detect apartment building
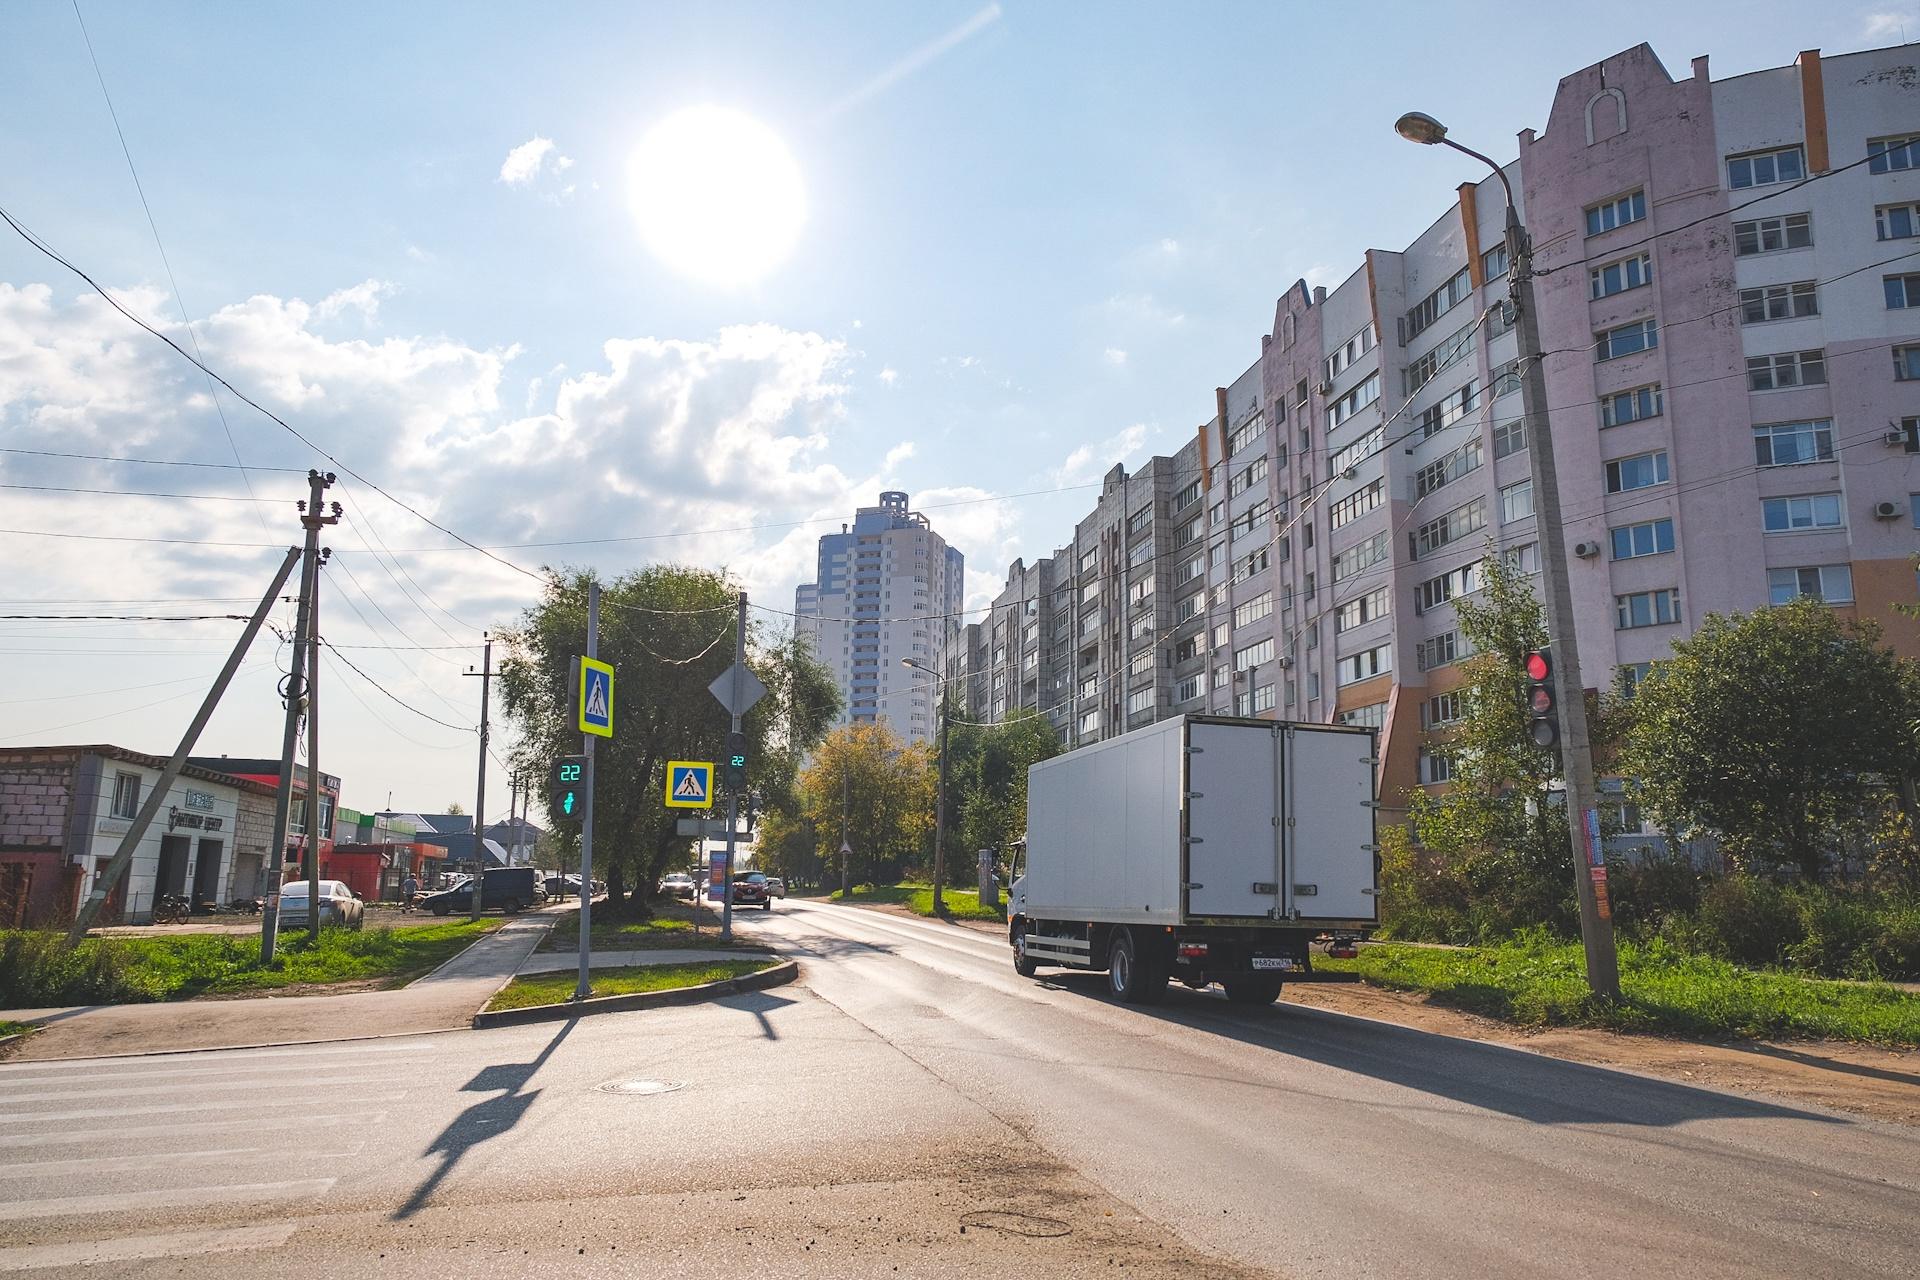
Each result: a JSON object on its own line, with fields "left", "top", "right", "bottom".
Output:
{"left": 793, "top": 491, "right": 965, "bottom": 746}
{"left": 962, "top": 40, "right": 1920, "bottom": 821}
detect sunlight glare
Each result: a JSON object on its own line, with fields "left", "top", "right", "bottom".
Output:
{"left": 627, "top": 106, "right": 807, "bottom": 287}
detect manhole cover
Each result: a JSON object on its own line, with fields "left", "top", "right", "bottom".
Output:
{"left": 959, "top": 1210, "right": 1071, "bottom": 1238}
{"left": 597, "top": 1078, "right": 686, "bottom": 1096}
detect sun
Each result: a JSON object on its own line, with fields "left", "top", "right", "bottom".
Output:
{"left": 627, "top": 106, "right": 806, "bottom": 287}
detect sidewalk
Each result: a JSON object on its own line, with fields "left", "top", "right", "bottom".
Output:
{"left": 3, "top": 915, "right": 553, "bottom": 1062}
{"left": 515, "top": 948, "right": 776, "bottom": 974}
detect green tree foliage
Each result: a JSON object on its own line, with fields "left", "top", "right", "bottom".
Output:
{"left": 1621, "top": 598, "right": 1919, "bottom": 883}
{"left": 1392, "top": 547, "right": 1583, "bottom": 939}
{"left": 497, "top": 566, "right": 839, "bottom": 908}
{"left": 943, "top": 706, "right": 1061, "bottom": 884}
{"left": 795, "top": 721, "right": 934, "bottom": 886}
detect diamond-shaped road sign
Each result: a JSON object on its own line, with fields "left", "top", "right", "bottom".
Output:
{"left": 708, "top": 662, "right": 767, "bottom": 718}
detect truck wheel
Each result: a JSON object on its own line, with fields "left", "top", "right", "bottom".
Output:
{"left": 1223, "top": 975, "right": 1284, "bottom": 1005}
{"left": 1106, "top": 928, "right": 1166, "bottom": 1005}
{"left": 1012, "top": 922, "right": 1039, "bottom": 978}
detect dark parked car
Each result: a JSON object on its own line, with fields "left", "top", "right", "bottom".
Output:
{"left": 732, "top": 873, "right": 771, "bottom": 911}
{"left": 419, "top": 867, "right": 540, "bottom": 916}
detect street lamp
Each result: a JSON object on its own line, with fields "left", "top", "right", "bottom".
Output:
{"left": 901, "top": 656, "right": 949, "bottom": 917}
{"left": 1394, "top": 110, "right": 1621, "bottom": 1001}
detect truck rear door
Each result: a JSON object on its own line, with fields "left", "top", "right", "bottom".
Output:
{"left": 1283, "top": 726, "right": 1377, "bottom": 921}
{"left": 1184, "top": 721, "right": 1281, "bottom": 918}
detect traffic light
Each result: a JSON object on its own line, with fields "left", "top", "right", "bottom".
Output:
{"left": 1523, "top": 649, "right": 1558, "bottom": 749}
{"left": 723, "top": 730, "right": 748, "bottom": 793}
{"left": 549, "top": 754, "right": 589, "bottom": 820}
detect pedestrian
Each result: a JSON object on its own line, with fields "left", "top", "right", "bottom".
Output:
{"left": 402, "top": 872, "right": 419, "bottom": 913}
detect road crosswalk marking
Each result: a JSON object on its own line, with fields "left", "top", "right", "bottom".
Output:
{"left": 0, "top": 1223, "right": 300, "bottom": 1272}
{"left": 0, "top": 1144, "right": 363, "bottom": 1180}
{"left": 0, "top": 1111, "right": 381, "bottom": 1150}
{"left": 0, "top": 1091, "right": 405, "bottom": 1126}
{"left": 0, "top": 1178, "right": 335, "bottom": 1222}
{"left": 0, "top": 1075, "right": 392, "bottom": 1105}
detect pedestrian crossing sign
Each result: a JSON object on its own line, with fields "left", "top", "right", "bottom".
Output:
{"left": 578, "top": 657, "right": 614, "bottom": 738}
{"left": 664, "top": 760, "right": 714, "bottom": 809}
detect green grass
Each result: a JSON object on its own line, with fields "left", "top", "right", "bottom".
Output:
{"left": 0, "top": 1021, "right": 33, "bottom": 1039}
{"left": 1, "top": 921, "right": 499, "bottom": 1006}
{"left": 830, "top": 881, "right": 1005, "bottom": 922}
{"left": 1317, "top": 935, "right": 1920, "bottom": 1046}
{"left": 486, "top": 960, "right": 773, "bottom": 1012}
{"left": 536, "top": 902, "right": 745, "bottom": 953}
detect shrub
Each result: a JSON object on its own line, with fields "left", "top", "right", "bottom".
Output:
{"left": 0, "top": 931, "right": 140, "bottom": 1006}
{"left": 1607, "top": 850, "right": 1705, "bottom": 935}
{"left": 1664, "top": 876, "right": 1802, "bottom": 968}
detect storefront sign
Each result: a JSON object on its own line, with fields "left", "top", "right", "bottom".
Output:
{"left": 184, "top": 789, "right": 217, "bottom": 812}
{"left": 167, "top": 807, "right": 226, "bottom": 833}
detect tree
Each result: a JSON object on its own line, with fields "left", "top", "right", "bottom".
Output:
{"left": 945, "top": 707, "right": 1061, "bottom": 884}
{"left": 1621, "top": 598, "right": 1918, "bottom": 883}
{"left": 796, "top": 721, "right": 935, "bottom": 887}
{"left": 498, "top": 565, "right": 839, "bottom": 911}
{"left": 1394, "top": 545, "right": 1590, "bottom": 939}
{"left": 444, "top": 802, "right": 465, "bottom": 815}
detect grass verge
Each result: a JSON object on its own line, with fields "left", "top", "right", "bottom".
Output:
{"left": 1, "top": 920, "right": 499, "bottom": 1006}
{"left": 0, "top": 1020, "right": 33, "bottom": 1039}
{"left": 830, "top": 882, "right": 1005, "bottom": 922}
{"left": 486, "top": 960, "right": 773, "bottom": 1012}
{"left": 1317, "top": 935, "right": 1920, "bottom": 1046}
{"left": 536, "top": 902, "right": 744, "bottom": 953}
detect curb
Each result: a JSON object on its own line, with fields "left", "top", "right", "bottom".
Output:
{"left": 471, "top": 959, "right": 799, "bottom": 1029}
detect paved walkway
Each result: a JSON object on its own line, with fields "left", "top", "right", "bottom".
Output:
{"left": 2, "top": 916, "right": 553, "bottom": 1062}
{"left": 515, "top": 948, "right": 776, "bottom": 974}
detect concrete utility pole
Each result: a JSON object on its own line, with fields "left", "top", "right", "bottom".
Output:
{"left": 465, "top": 637, "right": 493, "bottom": 922}
{"left": 261, "top": 469, "right": 338, "bottom": 964}
{"left": 901, "top": 657, "right": 948, "bottom": 915}
{"left": 305, "top": 548, "right": 325, "bottom": 941}
{"left": 575, "top": 582, "right": 599, "bottom": 1002}
{"left": 839, "top": 771, "right": 851, "bottom": 899}
{"left": 1395, "top": 111, "right": 1621, "bottom": 1000}
{"left": 720, "top": 590, "right": 747, "bottom": 943}
{"left": 66, "top": 546, "right": 303, "bottom": 942}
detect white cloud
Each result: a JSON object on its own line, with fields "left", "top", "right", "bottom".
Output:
{"left": 1864, "top": 11, "right": 1917, "bottom": 40}
{"left": 1104, "top": 292, "right": 1185, "bottom": 328}
{"left": 498, "top": 136, "right": 574, "bottom": 188}
{"left": 876, "top": 366, "right": 899, "bottom": 385}
{"left": 315, "top": 279, "right": 394, "bottom": 322}
{"left": 1051, "top": 423, "right": 1149, "bottom": 487}
{"left": 1102, "top": 347, "right": 1127, "bottom": 367}
{"left": 1158, "top": 238, "right": 1180, "bottom": 255}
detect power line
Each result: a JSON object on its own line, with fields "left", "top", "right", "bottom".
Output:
{"left": 0, "top": 446, "right": 303, "bottom": 472}
{"left": 0, "top": 482, "right": 288, "bottom": 502}
{"left": 0, "top": 612, "right": 250, "bottom": 621}
{"left": 0, "top": 527, "right": 287, "bottom": 548}
{"left": 315, "top": 637, "right": 476, "bottom": 734}
{"left": 316, "top": 649, "right": 471, "bottom": 752}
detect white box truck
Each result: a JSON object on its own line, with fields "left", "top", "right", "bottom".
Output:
{"left": 1008, "top": 715, "right": 1377, "bottom": 1004}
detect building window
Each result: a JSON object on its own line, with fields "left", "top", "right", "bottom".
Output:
{"left": 1902, "top": 418, "right": 1920, "bottom": 453}
{"left": 111, "top": 772, "right": 141, "bottom": 820}
{"left": 1492, "top": 417, "right": 1526, "bottom": 459}
{"left": 1414, "top": 561, "right": 1482, "bottom": 615}
{"left": 1175, "top": 674, "right": 1206, "bottom": 703}
{"left": 1173, "top": 554, "right": 1205, "bottom": 587}
{"left": 1172, "top": 479, "right": 1203, "bottom": 512}
{"left": 1229, "top": 455, "right": 1269, "bottom": 498}
{"left": 1173, "top": 515, "right": 1202, "bottom": 549}
{"left": 1876, "top": 202, "right": 1920, "bottom": 240}
{"left": 1410, "top": 497, "right": 1487, "bottom": 559}
{"left": 1229, "top": 500, "right": 1268, "bottom": 543}
{"left": 1339, "top": 702, "right": 1388, "bottom": 730}
{"left": 1595, "top": 318, "right": 1658, "bottom": 361}
{"left": 1233, "top": 546, "right": 1270, "bottom": 584}
{"left": 1328, "top": 480, "right": 1385, "bottom": 530}
{"left": 1328, "top": 426, "right": 1384, "bottom": 476}
{"left": 1590, "top": 253, "right": 1653, "bottom": 297}
{"left": 1761, "top": 493, "right": 1844, "bottom": 532}
{"left": 1080, "top": 708, "right": 1101, "bottom": 734}
{"left": 1127, "top": 503, "right": 1154, "bottom": 535}
{"left": 1505, "top": 541, "right": 1541, "bottom": 575}
{"left": 1419, "top": 749, "right": 1454, "bottom": 785}
{"left": 1768, "top": 565, "right": 1854, "bottom": 605}
{"left": 1888, "top": 274, "right": 1920, "bottom": 309}
{"left": 1232, "top": 593, "right": 1273, "bottom": 629}
{"left": 1414, "top": 438, "right": 1484, "bottom": 498}
{"left": 1405, "top": 324, "right": 1479, "bottom": 396}
{"left": 1726, "top": 144, "right": 1805, "bottom": 189}
{"left": 1740, "top": 281, "right": 1818, "bottom": 323}
{"left": 1747, "top": 351, "right": 1826, "bottom": 391}
{"left": 1753, "top": 419, "right": 1835, "bottom": 467}
{"left": 1234, "top": 637, "right": 1276, "bottom": 671}
{"left": 1328, "top": 373, "right": 1381, "bottom": 429}
{"left": 1732, "top": 213, "right": 1812, "bottom": 255}
{"left": 1896, "top": 346, "right": 1920, "bottom": 381}
{"left": 1600, "top": 384, "right": 1663, "bottom": 426}
{"left": 1127, "top": 687, "right": 1155, "bottom": 714}
{"left": 1500, "top": 479, "right": 1534, "bottom": 523}
{"left": 1415, "top": 631, "right": 1460, "bottom": 671}
{"left": 1334, "top": 586, "right": 1391, "bottom": 633}
{"left": 1324, "top": 323, "right": 1377, "bottom": 382}
{"left": 1424, "top": 692, "right": 1464, "bottom": 729}
{"left": 1337, "top": 643, "right": 1392, "bottom": 686}
{"left": 1868, "top": 134, "right": 1920, "bottom": 174}
{"left": 1404, "top": 266, "right": 1473, "bottom": 341}
{"left": 1227, "top": 414, "right": 1266, "bottom": 457}
{"left": 1618, "top": 661, "right": 1654, "bottom": 698}
{"left": 1605, "top": 450, "right": 1670, "bottom": 493}
{"left": 1481, "top": 243, "right": 1510, "bottom": 279}
{"left": 1079, "top": 547, "right": 1098, "bottom": 573}
{"left": 1611, "top": 518, "right": 1675, "bottom": 559}
{"left": 1332, "top": 532, "right": 1388, "bottom": 584}
{"left": 1616, "top": 588, "right": 1681, "bottom": 629}
{"left": 1585, "top": 189, "right": 1646, "bottom": 236}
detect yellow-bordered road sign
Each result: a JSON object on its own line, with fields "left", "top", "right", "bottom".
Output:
{"left": 578, "top": 657, "right": 614, "bottom": 737}
{"left": 664, "top": 760, "right": 714, "bottom": 808}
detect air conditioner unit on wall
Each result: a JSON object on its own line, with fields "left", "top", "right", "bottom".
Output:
{"left": 1885, "top": 428, "right": 1911, "bottom": 447}
{"left": 1873, "top": 500, "right": 1902, "bottom": 520}
{"left": 1573, "top": 541, "right": 1602, "bottom": 558}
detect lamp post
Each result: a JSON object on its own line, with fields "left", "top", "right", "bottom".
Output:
{"left": 901, "top": 656, "right": 949, "bottom": 917}
{"left": 1394, "top": 110, "right": 1621, "bottom": 1001}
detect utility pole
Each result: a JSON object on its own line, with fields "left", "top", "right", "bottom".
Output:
{"left": 1394, "top": 111, "right": 1621, "bottom": 999}
{"left": 67, "top": 546, "right": 302, "bottom": 941}
{"left": 465, "top": 637, "right": 493, "bottom": 922}
{"left": 575, "top": 583, "right": 599, "bottom": 1002}
{"left": 720, "top": 590, "right": 746, "bottom": 943}
{"left": 902, "top": 656, "right": 949, "bottom": 915}
{"left": 305, "top": 548, "right": 327, "bottom": 941}
{"left": 839, "top": 770, "right": 851, "bottom": 900}
{"left": 261, "top": 469, "right": 337, "bottom": 964}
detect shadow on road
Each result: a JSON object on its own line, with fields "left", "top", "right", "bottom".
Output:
{"left": 1041, "top": 972, "right": 1845, "bottom": 1130}
{"left": 713, "top": 989, "right": 799, "bottom": 1040}
{"left": 393, "top": 1017, "right": 577, "bottom": 1218}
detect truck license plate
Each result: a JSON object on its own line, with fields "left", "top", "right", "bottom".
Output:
{"left": 1252, "top": 957, "right": 1295, "bottom": 971}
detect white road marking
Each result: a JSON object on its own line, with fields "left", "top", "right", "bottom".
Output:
{"left": 0, "top": 1144, "right": 363, "bottom": 1180}
{"left": 0, "top": 1092, "right": 403, "bottom": 1126}
{"left": 0, "top": 1178, "right": 334, "bottom": 1221}
{"left": 0, "top": 1040, "right": 426, "bottom": 1079}
{"left": 0, "top": 1222, "right": 299, "bottom": 1271}
{"left": 0, "top": 1111, "right": 382, "bottom": 1150}
{"left": 0, "top": 1075, "right": 392, "bottom": 1105}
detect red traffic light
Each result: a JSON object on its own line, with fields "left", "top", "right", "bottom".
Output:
{"left": 1530, "top": 686, "right": 1555, "bottom": 714}
{"left": 1524, "top": 650, "right": 1551, "bottom": 682}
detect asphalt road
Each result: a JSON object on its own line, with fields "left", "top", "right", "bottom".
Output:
{"left": 1, "top": 897, "right": 1915, "bottom": 1277}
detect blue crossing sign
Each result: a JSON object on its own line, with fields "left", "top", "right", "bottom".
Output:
{"left": 578, "top": 657, "right": 614, "bottom": 738}
{"left": 664, "top": 760, "right": 714, "bottom": 809}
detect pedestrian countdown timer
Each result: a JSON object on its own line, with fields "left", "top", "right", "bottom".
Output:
{"left": 550, "top": 754, "right": 589, "bottom": 819}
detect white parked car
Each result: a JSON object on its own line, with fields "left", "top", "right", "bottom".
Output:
{"left": 277, "top": 879, "right": 365, "bottom": 930}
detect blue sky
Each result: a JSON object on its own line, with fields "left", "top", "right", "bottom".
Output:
{"left": 0, "top": 0, "right": 1897, "bottom": 816}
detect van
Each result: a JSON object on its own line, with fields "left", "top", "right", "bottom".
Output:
{"left": 419, "top": 867, "right": 541, "bottom": 916}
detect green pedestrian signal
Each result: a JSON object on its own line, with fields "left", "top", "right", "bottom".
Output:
{"left": 550, "top": 754, "right": 589, "bottom": 821}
